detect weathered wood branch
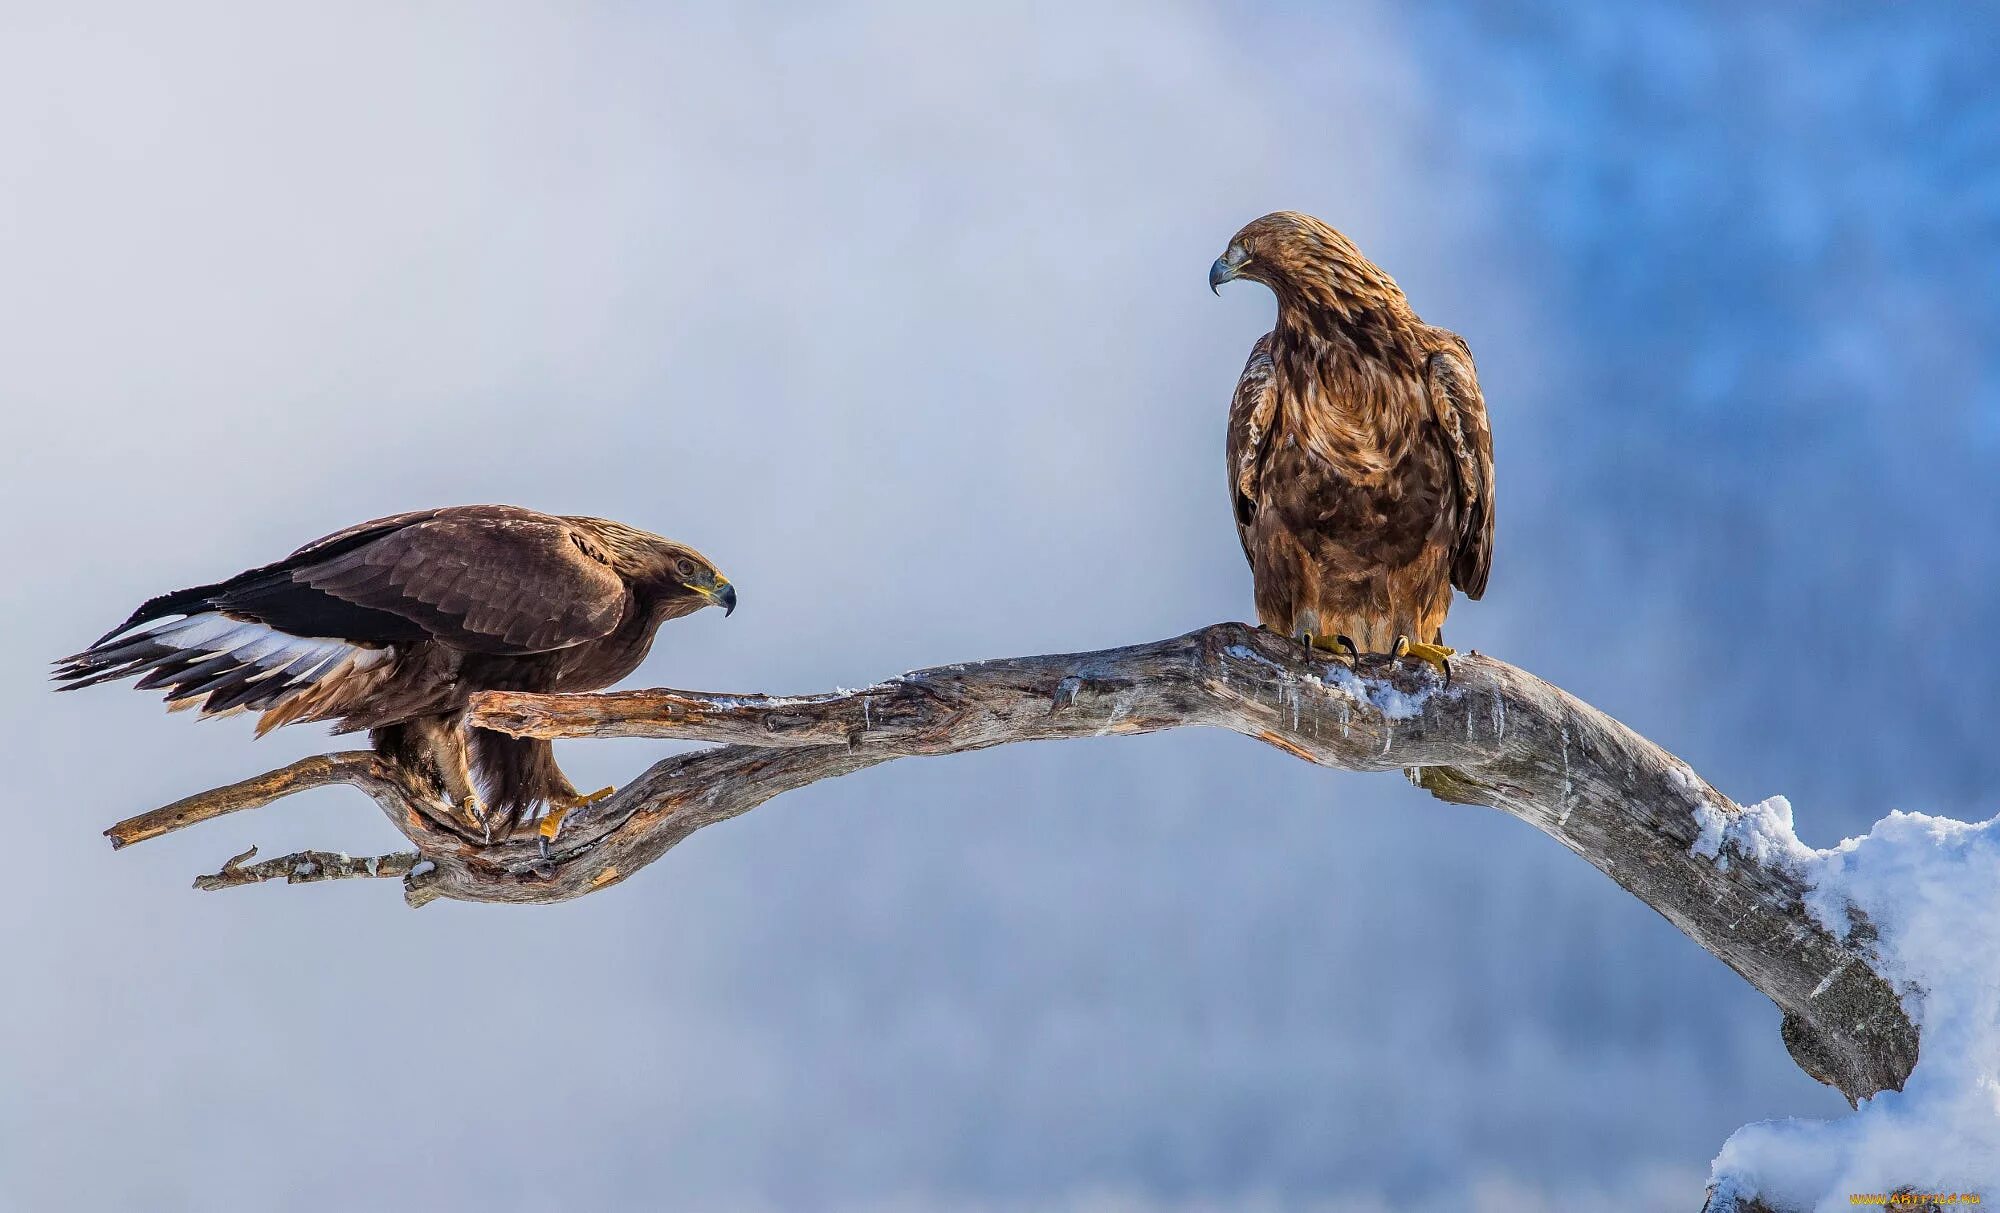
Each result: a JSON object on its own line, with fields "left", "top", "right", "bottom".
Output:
{"left": 192, "top": 845, "right": 422, "bottom": 892}
{"left": 106, "top": 752, "right": 393, "bottom": 850}
{"left": 103, "top": 621, "right": 1918, "bottom": 1104}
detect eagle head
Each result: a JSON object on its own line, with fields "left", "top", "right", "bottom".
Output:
{"left": 658, "top": 545, "right": 737, "bottom": 616}
{"left": 569, "top": 517, "right": 737, "bottom": 616}
{"left": 1210, "top": 211, "right": 1407, "bottom": 317}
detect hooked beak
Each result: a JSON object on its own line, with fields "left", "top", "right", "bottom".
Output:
{"left": 701, "top": 579, "right": 737, "bottom": 616}
{"left": 1209, "top": 246, "right": 1249, "bottom": 295}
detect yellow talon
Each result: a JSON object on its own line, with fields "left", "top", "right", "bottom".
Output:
{"left": 537, "top": 786, "right": 615, "bottom": 840}
{"left": 1299, "top": 631, "right": 1360, "bottom": 665}
{"left": 1392, "top": 637, "right": 1456, "bottom": 679}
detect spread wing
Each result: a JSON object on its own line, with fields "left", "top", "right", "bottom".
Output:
{"left": 1225, "top": 333, "right": 1279, "bottom": 561}
{"left": 1421, "top": 332, "right": 1495, "bottom": 599}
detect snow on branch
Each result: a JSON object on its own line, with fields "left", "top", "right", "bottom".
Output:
{"left": 1698, "top": 804, "right": 1999, "bottom": 1211}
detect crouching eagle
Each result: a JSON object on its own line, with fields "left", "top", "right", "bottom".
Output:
{"left": 56, "top": 504, "right": 735, "bottom": 839}
{"left": 1209, "top": 211, "right": 1493, "bottom": 675}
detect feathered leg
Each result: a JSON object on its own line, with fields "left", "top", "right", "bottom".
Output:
{"left": 371, "top": 716, "right": 490, "bottom": 835}
{"left": 469, "top": 731, "right": 612, "bottom": 842}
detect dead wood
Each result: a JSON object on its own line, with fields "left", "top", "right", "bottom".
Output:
{"left": 103, "top": 621, "right": 1918, "bottom": 1104}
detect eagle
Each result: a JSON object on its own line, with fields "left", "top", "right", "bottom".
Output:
{"left": 56, "top": 504, "right": 735, "bottom": 839}
{"left": 1209, "top": 211, "right": 1493, "bottom": 675}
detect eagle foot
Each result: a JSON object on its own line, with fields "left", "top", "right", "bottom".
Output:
{"left": 1298, "top": 630, "right": 1360, "bottom": 667}
{"left": 537, "top": 785, "right": 616, "bottom": 841}
{"left": 1392, "top": 637, "right": 1455, "bottom": 682}
{"left": 457, "top": 794, "right": 498, "bottom": 838}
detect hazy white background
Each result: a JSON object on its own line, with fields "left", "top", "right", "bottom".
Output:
{"left": 4, "top": 3, "right": 1996, "bottom": 1209}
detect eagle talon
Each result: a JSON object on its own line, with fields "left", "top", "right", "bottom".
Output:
{"left": 1392, "top": 637, "right": 1456, "bottom": 681}
{"left": 537, "top": 785, "right": 615, "bottom": 841}
{"left": 1296, "top": 631, "right": 1359, "bottom": 667}
{"left": 456, "top": 793, "right": 496, "bottom": 838}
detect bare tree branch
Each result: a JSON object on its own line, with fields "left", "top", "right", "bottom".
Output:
{"left": 106, "top": 752, "right": 392, "bottom": 850}
{"left": 192, "top": 845, "right": 422, "bottom": 891}
{"left": 103, "top": 621, "right": 1918, "bottom": 1103}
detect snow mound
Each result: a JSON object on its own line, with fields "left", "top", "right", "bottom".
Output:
{"left": 1701, "top": 803, "right": 2000, "bottom": 1210}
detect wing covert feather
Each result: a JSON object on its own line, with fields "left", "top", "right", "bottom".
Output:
{"left": 291, "top": 513, "right": 630, "bottom": 654}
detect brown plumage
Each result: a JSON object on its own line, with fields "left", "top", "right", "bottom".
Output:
{"left": 55, "top": 505, "right": 735, "bottom": 837}
{"left": 1209, "top": 212, "right": 1493, "bottom": 660}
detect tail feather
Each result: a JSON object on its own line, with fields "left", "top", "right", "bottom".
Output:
{"left": 54, "top": 609, "right": 389, "bottom": 729}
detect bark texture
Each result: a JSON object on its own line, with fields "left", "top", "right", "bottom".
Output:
{"left": 105, "top": 621, "right": 1918, "bottom": 1107}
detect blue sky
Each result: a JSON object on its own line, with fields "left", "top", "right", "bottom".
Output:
{"left": 3, "top": 3, "right": 1995, "bottom": 1209}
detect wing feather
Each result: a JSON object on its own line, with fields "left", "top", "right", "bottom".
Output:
{"left": 281, "top": 511, "right": 631, "bottom": 654}
{"left": 1421, "top": 334, "right": 1495, "bottom": 599}
{"left": 1225, "top": 333, "right": 1279, "bottom": 563}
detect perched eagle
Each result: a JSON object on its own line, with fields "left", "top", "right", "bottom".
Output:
{"left": 1209, "top": 211, "right": 1493, "bottom": 674}
{"left": 56, "top": 505, "right": 735, "bottom": 839}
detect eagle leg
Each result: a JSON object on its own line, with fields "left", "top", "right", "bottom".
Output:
{"left": 441, "top": 771, "right": 499, "bottom": 842}
{"left": 371, "top": 719, "right": 496, "bottom": 838}
{"left": 1392, "top": 636, "right": 1455, "bottom": 682}
{"left": 537, "top": 785, "right": 616, "bottom": 841}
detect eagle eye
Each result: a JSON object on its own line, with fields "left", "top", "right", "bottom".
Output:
{"left": 675, "top": 558, "right": 698, "bottom": 580}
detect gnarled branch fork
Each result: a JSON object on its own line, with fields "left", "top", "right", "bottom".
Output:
{"left": 102, "top": 621, "right": 1918, "bottom": 1104}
